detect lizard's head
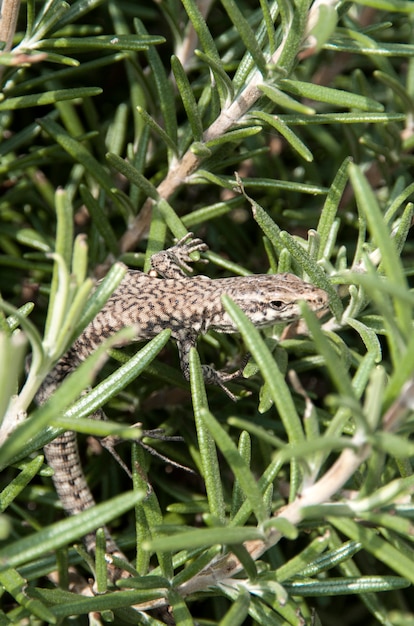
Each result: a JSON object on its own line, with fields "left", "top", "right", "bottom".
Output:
{"left": 211, "top": 273, "right": 329, "bottom": 331}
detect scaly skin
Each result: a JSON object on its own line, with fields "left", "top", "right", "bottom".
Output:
{"left": 37, "top": 234, "right": 328, "bottom": 579}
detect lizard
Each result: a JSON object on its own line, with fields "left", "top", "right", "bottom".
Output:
{"left": 36, "top": 233, "right": 329, "bottom": 579}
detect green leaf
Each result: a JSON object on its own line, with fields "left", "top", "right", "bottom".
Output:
{"left": 195, "top": 49, "right": 234, "bottom": 103}
{"left": 62, "top": 329, "right": 171, "bottom": 423}
{"left": 284, "top": 576, "right": 409, "bottom": 596}
{"left": 349, "top": 163, "right": 410, "bottom": 339}
{"left": 219, "top": 587, "right": 250, "bottom": 626}
{"left": 258, "top": 83, "right": 315, "bottom": 114}
{"left": 329, "top": 517, "right": 414, "bottom": 586}
{"left": 148, "top": 526, "right": 263, "bottom": 552}
{"left": 135, "top": 19, "right": 178, "bottom": 157}
{"left": 346, "top": 318, "right": 382, "bottom": 363}
{"left": 221, "top": 297, "right": 305, "bottom": 446}
{"left": 26, "top": 0, "right": 70, "bottom": 42}
{"left": 79, "top": 185, "right": 119, "bottom": 256}
{"left": 220, "top": 0, "right": 267, "bottom": 74}
{"left": 180, "top": 0, "right": 221, "bottom": 63}
{"left": 316, "top": 157, "right": 351, "bottom": 258}
{"left": 201, "top": 173, "right": 326, "bottom": 195}
{"left": 189, "top": 348, "right": 226, "bottom": 523}
{"left": 30, "top": 586, "right": 164, "bottom": 616}
{"left": 280, "top": 79, "right": 384, "bottom": 111}
{"left": 43, "top": 191, "right": 74, "bottom": 343}
{"left": 0, "top": 568, "right": 56, "bottom": 623}
{"left": 279, "top": 230, "right": 342, "bottom": 317}
{"left": 199, "top": 408, "right": 268, "bottom": 524}
{"left": 38, "top": 117, "right": 131, "bottom": 216}
{"left": 0, "top": 328, "right": 133, "bottom": 470}
{"left": 0, "top": 455, "right": 44, "bottom": 513}
{"left": 0, "top": 331, "right": 28, "bottom": 422}
{"left": 304, "top": 1, "right": 338, "bottom": 52}
{"left": 275, "top": 534, "right": 332, "bottom": 582}
{"left": 106, "top": 151, "right": 158, "bottom": 200}
{"left": 278, "top": 112, "right": 405, "bottom": 124}
{"left": 374, "top": 70, "right": 414, "bottom": 112}
{"left": 300, "top": 304, "right": 359, "bottom": 408}
{"left": 205, "top": 125, "right": 262, "bottom": 147}
{"left": 168, "top": 589, "right": 193, "bottom": 626}
{"left": 353, "top": 0, "right": 414, "bottom": 11}
{"left": 51, "top": 0, "right": 109, "bottom": 32}
{"left": 136, "top": 105, "right": 178, "bottom": 155}
{"left": 37, "top": 34, "right": 165, "bottom": 52}
{"left": 231, "top": 431, "right": 252, "bottom": 518}
{"left": 0, "top": 87, "right": 102, "bottom": 110}
{"left": 250, "top": 110, "right": 313, "bottom": 161}
{"left": 0, "top": 490, "right": 145, "bottom": 570}
{"left": 171, "top": 55, "right": 204, "bottom": 142}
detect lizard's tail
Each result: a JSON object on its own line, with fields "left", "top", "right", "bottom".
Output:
{"left": 44, "top": 430, "right": 129, "bottom": 581}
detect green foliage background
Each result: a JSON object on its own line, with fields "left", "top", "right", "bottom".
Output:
{"left": 1, "top": 0, "right": 414, "bottom": 624}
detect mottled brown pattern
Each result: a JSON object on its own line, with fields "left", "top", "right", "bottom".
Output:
{"left": 37, "top": 235, "right": 328, "bottom": 576}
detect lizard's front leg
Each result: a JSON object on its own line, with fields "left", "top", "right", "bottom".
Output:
{"left": 149, "top": 233, "right": 208, "bottom": 279}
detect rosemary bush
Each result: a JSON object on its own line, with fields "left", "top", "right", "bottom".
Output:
{"left": 1, "top": 0, "right": 414, "bottom": 624}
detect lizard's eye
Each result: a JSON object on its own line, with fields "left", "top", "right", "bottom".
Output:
{"left": 271, "top": 300, "right": 286, "bottom": 310}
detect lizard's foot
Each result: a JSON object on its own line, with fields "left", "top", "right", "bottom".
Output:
{"left": 150, "top": 232, "right": 208, "bottom": 279}
{"left": 201, "top": 354, "right": 251, "bottom": 401}
{"left": 101, "top": 426, "right": 194, "bottom": 476}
